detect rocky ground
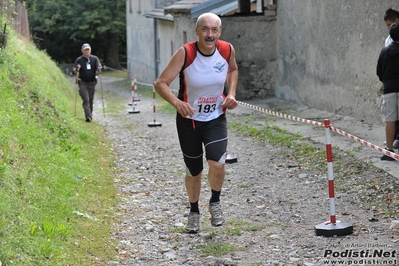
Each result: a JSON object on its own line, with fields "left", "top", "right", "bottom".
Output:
{"left": 91, "top": 76, "right": 398, "bottom": 266}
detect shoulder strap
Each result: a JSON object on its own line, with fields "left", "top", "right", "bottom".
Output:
{"left": 216, "top": 40, "right": 231, "bottom": 62}
{"left": 182, "top": 41, "right": 197, "bottom": 71}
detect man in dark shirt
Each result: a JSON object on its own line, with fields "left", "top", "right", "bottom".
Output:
{"left": 383, "top": 8, "right": 399, "bottom": 150}
{"left": 72, "top": 43, "right": 102, "bottom": 122}
{"left": 377, "top": 23, "right": 399, "bottom": 160}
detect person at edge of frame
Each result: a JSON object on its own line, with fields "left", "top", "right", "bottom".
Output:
{"left": 72, "top": 43, "right": 102, "bottom": 122}
{"left": 377, "top": 23, "right": 399, "bottom": 161}
{"left": 383, "top": 8, "right": 399, "bottom": 151}
{"left": 153, "top": 12, "right": 239, "bottom": 233}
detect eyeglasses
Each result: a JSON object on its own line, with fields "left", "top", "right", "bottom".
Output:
{"left": 200, "top": 26, "right": 220, "bottom": 34}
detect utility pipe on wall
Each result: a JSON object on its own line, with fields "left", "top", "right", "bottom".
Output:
{"left": 153, "top": 0, "right": 159, "bottom": 80}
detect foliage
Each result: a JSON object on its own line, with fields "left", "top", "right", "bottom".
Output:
{"left": 24, "top": 0, "right": 126, "bottom": 66}
{"left": 0, "top": 28, "right": 117, "bottom": 265}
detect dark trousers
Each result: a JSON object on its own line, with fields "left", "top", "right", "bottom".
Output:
{"left": 79, "top": 81, "right": 96, "bottom": 119}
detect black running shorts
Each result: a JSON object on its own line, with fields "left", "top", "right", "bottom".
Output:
{"left": 176, "top": 114, "right": 228, "bottom": 176}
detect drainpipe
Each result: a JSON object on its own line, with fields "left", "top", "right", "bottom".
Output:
{"left": 153, "top": 0, "right": 158, "bottom": 80}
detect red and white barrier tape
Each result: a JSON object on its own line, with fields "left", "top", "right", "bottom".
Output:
{"left": 237, "top": 101, "right": 398, "bottom": 161}
{"left": 237, "top": 101, "right": 323, "bottom": 127}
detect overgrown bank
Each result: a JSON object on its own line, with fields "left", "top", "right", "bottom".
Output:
{"left": 0, "top": 31, "right": 117, "bottom": 265}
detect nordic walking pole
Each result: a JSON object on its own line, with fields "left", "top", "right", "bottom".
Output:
{"left": 74, "top": 71, "right": 79, "bottom": 117}
{"left": 100, "top": 73, "right": 105, "bottom": 117}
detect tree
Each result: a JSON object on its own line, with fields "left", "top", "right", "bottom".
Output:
{"left": 25, "top": 0, "right": 126, "bottom": 69}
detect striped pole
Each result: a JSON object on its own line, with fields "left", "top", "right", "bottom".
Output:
{"left": 128, "top": 77, "right": 140, "bottom": 114}
{"left": 134, "top": 76, "right": 140, "bottom": 101}
{"left": 128, "top": 76, "right": 140, "bottom": 105}
{"left": 148, "top": 84, "right": 162, "bottom": 127}
{"left": 315, "top": 119, "right": 353, "bottom": 237}
{"left": 234, "top": 101, "right": 391, "bottom": 235}
{"left": 325, "top": 119, "right": 336, "bottom": 224}
{"left": 128, "top": 77, "right": 136, "bottom": 105}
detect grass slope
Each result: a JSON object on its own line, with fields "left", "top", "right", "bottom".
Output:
{"left": 0, "top": 30, "right": 117, "bottom": 265}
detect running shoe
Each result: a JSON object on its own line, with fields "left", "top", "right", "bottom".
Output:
{"left": 186, "top": 212, "right": 200, "bottom": 233}
{"left": 209, "top": 201, "right": 225, "bottom": 226}
{"left": 393, "top": 139, "right": 399, "bottom": 149}
{"left": 380, "top": 148, "right": 396, "bottom": 161}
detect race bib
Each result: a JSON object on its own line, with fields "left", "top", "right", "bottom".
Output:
{"left": 191, "top": 96, "right": 223, "bottom": 121}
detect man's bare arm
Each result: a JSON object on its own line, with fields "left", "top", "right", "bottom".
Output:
{"left": 154, "top": 47, "right": 196, "bottom": 117}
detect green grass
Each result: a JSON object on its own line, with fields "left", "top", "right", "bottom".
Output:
{"left": 102, "top": 69, "right": 128, "bottom": 79}
{"left": 229, "top": 119, "right": 327, "bottom": 173}
{"left": 0, "top": 26, "right": 117, "bottom": 265}
{"left": 197, "top": 243, "right": 247, "bottom": 257}
{"left": 225, "top": 227, "right": 243, "bottom": 236}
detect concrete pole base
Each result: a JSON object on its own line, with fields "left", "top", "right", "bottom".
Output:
{"left": 315, "top": 220, "right": 353, "bottom": 237}
{"left": 128, "top": 110, "right": 140, "bottom": 114}
{"left": 148, "top": 121, "right": 162, "bottom": 127}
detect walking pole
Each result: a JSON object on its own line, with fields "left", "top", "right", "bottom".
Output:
{"left": 100, "top": 73, "right": 105, "bottom": 117}
{"left": 74, "top": 71, "right": 79, "bottom": 117}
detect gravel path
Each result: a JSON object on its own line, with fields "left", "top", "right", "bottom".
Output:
{"left": 93, "top": 76, "right": 399, "bottom": 266}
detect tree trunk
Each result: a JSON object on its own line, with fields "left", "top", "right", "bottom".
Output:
{"left": 105, "top": 31, "right": 122, "bottom": 70}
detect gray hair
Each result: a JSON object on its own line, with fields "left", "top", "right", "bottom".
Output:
{"left": 196, "top": 13, "right": 222, "bottom": 28}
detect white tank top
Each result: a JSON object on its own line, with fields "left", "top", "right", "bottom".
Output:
{"left": 179, "top": 40, "right": 231, "bottom": 122}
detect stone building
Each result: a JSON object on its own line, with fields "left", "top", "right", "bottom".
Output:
{"left": 127, "top": 0, "right": 399, "bottom": 125}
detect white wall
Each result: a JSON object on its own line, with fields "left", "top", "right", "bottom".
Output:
{"left": 126, "top": 0, "right": 156, "bottom": 83}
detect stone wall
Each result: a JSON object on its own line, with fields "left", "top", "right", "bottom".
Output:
{"left": 163, "top": 13, "right": 278, "bottom": 98}
{"left": 127, "top": 3, "right": 277, "bottom": 99}
{"left": 276, "top": 0, "right": 399, "bottom": 124}
{"left": 126, "top": 0, "right": 399, "bottom": 124}
{"left": 221, "top": 13, "right": 277, "bottom": 99}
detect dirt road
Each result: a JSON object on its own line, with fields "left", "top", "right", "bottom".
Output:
{"left": 92, "top": 76, "right": 399, "bottom": 266}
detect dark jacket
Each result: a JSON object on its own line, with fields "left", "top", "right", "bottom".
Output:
{"left": 377, "top": 42, "right": 399, "bottom": 94}
{"left": 73, "top": 55, "right": 101, "bottom": 83}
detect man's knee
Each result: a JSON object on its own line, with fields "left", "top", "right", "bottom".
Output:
{"left": 207, "top": 160, "right": 225, "bottom": 173}
{"left": 186, "top": 166, "right": 202, "bottom": 177}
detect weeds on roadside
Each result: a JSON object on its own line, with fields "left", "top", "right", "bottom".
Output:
{"left": 197, "top": 243, "right": 247, "bottom": 257}
{"left": 229, "top": 117, "right": 399, "bottom": 217}
{"left": 0, "top": 29, "right": 117, "bottom": 266}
